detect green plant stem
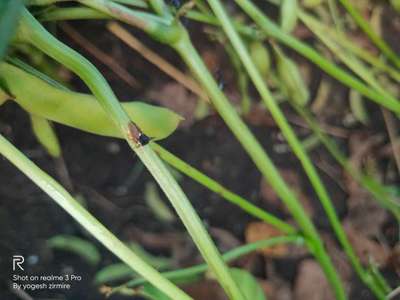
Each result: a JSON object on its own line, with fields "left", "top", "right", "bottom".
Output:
{"left": 18, "top": 9, "right": 244, "bottom": 300}
{"left": 152, "top": 143, "right": 296, "bottom": 234}
{"left": 38, "top": 6, "right": 261, "bottom": 39}
{"left": 337, "top": 0, "right": 400, "bottom": 68}
{"left": 76, "top": 0, "right": 181, "bottom": 44}
{"left": 235, "top": 0, "right": 400, "bottom": 114}
{"left": 202, "top": 1, "right": 350, "bottom": 299}
{"left": 40, "top": 1, "right": 400, "bottom": 84}
{"left": 0, "top": 134, "right": 192, "bottom": 300}
{"left": 39, "top": 7, "right": 112, "bottom": 21}
{"left": 207, "top": 0, "right": 388, "bottom": 297}
{"left": 170, "top": 29, "right": 346, "bottom": 299}
{"left": 116, "top": 235, "right": 302, "bottom": 292}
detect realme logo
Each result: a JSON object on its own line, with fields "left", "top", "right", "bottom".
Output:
{"left": 12, "top": 255, "right": 24, "bottom": 271}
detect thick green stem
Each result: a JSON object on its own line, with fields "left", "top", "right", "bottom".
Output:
{"left": 0, "top": 134, "right": 192, "bottom": 300}
{"left": 17, "top": 9, "right": 244, "bottom": 300}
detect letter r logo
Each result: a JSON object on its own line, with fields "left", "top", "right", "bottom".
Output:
{"left": 12, "top": 255, "right": 24, "bottom": 271}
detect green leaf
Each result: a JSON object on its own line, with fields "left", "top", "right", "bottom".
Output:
{"left": 128, "top": 242, "right": 172, "bottom": 270}
{"left": 274, "top": 45, "right": 309, "bottom": 106}
{"left": 94, "top": 263, "right": 136, "bottom": 285}
{"left": 95, "top": 242, "right": 171, "bottom": 285}
{"left": 30, "top": 115, "right": 61, "bottom": 157}
{"left": 145, "top": 182, "right": 176, "bottom": 223}
{"left": 391, "top": 0, "right": 400, "bottom": 11}
{"left": 230, "top": 268, "right": 266, "bottom": 300}
{"left": 249, "top": 41, "right": 271, "bottom": 78}
{"left": 349, "top": 89, "right": 369, "bottom": 125}
{"left": 0, "top": 62, "right": 183, "bottom": 140}
{"left": 0, "top": 0, "right": 23, "bottom": 60}
{"left": 0, "top": 87, "right": 9, "bottom": 106}
{"left": 140, "top": 283, "right": 172, "bottom": 300}
{"left": 280, "top": 0, "right": 298, "bottom": 33}
{"left": 47, "top": 235, "right": 101, "bottom": 266}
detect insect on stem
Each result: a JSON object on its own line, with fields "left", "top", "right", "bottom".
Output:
{"left": 127, "top": 122, "right": 151, "bottom": 146}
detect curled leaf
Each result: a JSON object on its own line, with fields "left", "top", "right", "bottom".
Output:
{"left": 249, "top": 41, "right": 271, "bottom": 78}
{"left": 94, "top": 263, "right": 136, "bottom": 285}
{"left": 0, "top": 62, "right": 183, "bottom": 140}
{"left": 47, "top": 235, "right": 101, "bottom": 266}
{"left": 30, "top": 115, "right": 61, "bottom": 157}
{"left": 145, "top": 182, "right": 176, "bottom": 223}
{"left": 349, "top": 89, "right": 369, "bottom": 125}
{"left": 274, "top": 45, "right": 309, "bottom": 106}
{"left": 280, "top": 0, "right": 298, "bottom": 33}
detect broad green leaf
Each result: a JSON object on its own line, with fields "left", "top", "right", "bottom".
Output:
{"left": 47, "top": 235, "right": 101, "bottom": 266}
{"left": 0, "top": 62, "right": 183, "bottom": 140}
{"left": 0, "top": 0, "right": 23, "bottom": 60}
{"left": 30, "top": 115, "right": 61, "bottom": 157}
{"left": 230, "top": 268, "right": 266, "bottom": 300}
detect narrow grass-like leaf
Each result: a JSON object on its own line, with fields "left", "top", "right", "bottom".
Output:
{"left": 47, "top": 235, "right": 101, "bottom": 266}
{"left": 17, "top": 10, "right": 241, "bottom": 300}
{"left": 0, "top": 134, "right": 192, "bottom": 300}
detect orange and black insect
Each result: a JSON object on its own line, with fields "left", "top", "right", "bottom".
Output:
{"left": 128, "top": 122, "right": 151, "bottom": 147}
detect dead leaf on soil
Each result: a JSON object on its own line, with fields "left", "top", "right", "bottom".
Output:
{"left": 260, "top": 277, "right": 292, "bottom": 300}
{"left": 387, "top": 243, "right": 400, "bottom": 273}
{"left": 294, "top": 259, "right": 336, "bottom": 300}
{"left": 245, "top": 222, "right": 289, "bottom": 258}
{"left": 183, "top": 280, "right": 228, "bottom": 300}
{"left": 343, "top": 223, "right": 387, "bottom": 267}
{"left": 345, "top": 133, "right": 388, "bottom": 237}
{"left": 147, "top": 82, "right": 198, "bottom": 128}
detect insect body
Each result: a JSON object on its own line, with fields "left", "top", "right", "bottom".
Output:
{"left": 138, "top": 132, "right": 151, "bottom": 146}
{"left": 128, "top": 122, "right": 151, "bottom": 146}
